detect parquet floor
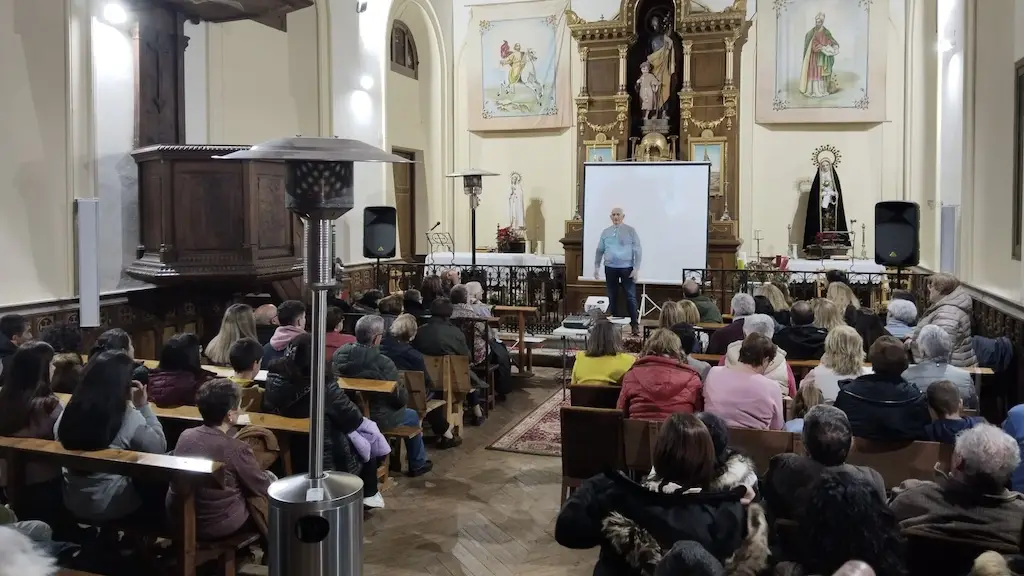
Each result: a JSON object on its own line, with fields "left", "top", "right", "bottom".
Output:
{"left": 243, "top": 369, "right": 595, "bottom": 576}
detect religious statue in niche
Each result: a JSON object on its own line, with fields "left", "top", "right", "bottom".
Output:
{"left": 508, "top": 171, "right": 527, "bottom": 233}
{"left": 642, "top": 9, "right": 677, "bottom": 121}
{"left": 801, "top": 145, "right": 851, "bottom": 258}
{"left": 627, "top": 1, "right": 682, "bottom": 155}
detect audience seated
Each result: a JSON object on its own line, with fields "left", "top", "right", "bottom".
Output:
{"left": 757, "top": 283, "right": 792, "bottom": 327}
{"left": 377, "top": 293, "right": 404, "bottom": 333}
{"left": 450, "top": 284, "right": 513, "bottom": 399}
{"left": 204, "top": 303, "right": 257, "bottom": 366}
{"left": 0, "top": 342, "right": 64, "bottom": 523}
{"left": 885, "top": 298, "right": 918, "bottom": 340}
{"left": 148, "top": 333, "right": 213, "bottom": 407}
{"left": 353, "top": 290, "right": 384, "bottom": 314}
{"left": 555, "top": 413, "right": 768, "bottom": 576}
{"left": 253, "top": 304, "right": 278, "bottom": 346}
{"left": 169, "top": 379, "right": 272, "bottom": 541}
{"left": 785, "top": 384, "right": 824, "bottom": 433}
{"left": 617, "top": 329, "right": 702, "bottom": 420}
{"left": 706, "top": 293, "right": 755, "bottom": 355}
{"left": 923, "top": 380, "right": 985, "bottom": 444}
{"left": 441, "top": 269, "right": 460, "bottom": 296}
{"left": 834, "top": 336, "right": 930, "bottom": 442}
{"left": 890, "top": 425, "right": 1024, "bottom": 552}
{"left": 825, "top": 269, "right": 849, "bottom": 286}
{"left": 801, "top": 326, "right": 869, "bottom": 402}
{"left": 904, "top": 325, "right": 979, "bottom": 409}
{"left": 88, "top": 328, "right": 149, "bottom": 384}
{"left": 324, "top": 306, "right": 356, "bottom": 359}
{"left": 826, "top": 282, "right": 861, "bottom": 326}
{"left": 56, "top": 351, "right": 168, "bottom": 522}
{"left": 39, "top": 323, "right": 83, "bottom": 394}
{"left": 380, "top": 314, "right": 462, "bottom": 448}
{"left": 465, "top": 282, "right": 493, "bottom": 319}
{"left": 420, "top": 275, "right": 444, "bottom": 310}
{"left": 695, "top": 412, "right": 758, "bottom": 494}
{"left": 333, "top": 315, "right": 433, "bottom": 477}
{"left": 682, "top": 279, "right": 723, "bottom": 323}
{"left": 703, "top": 334, "right": 785, "bottom": 430}
{"left": 403, "top": 288, "right": 427, "bottom": 318}
{"left": 765, "top": 406, "right": 885, "bottom": 522}
{"left": 228, "top": 338, "right": 265, "bottom": 411}
{"left": 262, "top": 300, "right": 307, "bottom": 369}
{"left": 1002, "top": 405, "right": 1024, "bottom": 493}
{"left": 776, "top": 470, "right": 905, "bottom": 576}
{"left": 670, "top": 323, "right": 711, "bottom": 381}
{"left": 852, "top": 307, "right": 890, "bottom": 353}
{"left": 811, "top": 298, "right": 846, "bottom": 332}
{"left": 753, "top": 295, "right": 781, "bottom": 332}
{"left": 412, "top": 297, "right": 486, "bottom": 426}
{"left": 910, "top": 272, "right": 977, "bottom": 367}
{"left": 657, "top": 301, "right": 686, "bottom": 329}
{"left": 719, "top": 314, "right": 796, "bottom": 397}
{"left": 570, "top": 320, "right": 635, "bottom": 385}
{"left": 0, "top": 314, "right": 31, "bottom": 376}
{"left": 262, "top": 333, "right": 382, "bottom": 507}
{"left": 773, "top": 301, "right": 827, "bottom": 361}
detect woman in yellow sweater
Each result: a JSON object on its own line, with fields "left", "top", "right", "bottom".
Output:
{"left": 571, "top": 320, "right": 636, "bottom": 385}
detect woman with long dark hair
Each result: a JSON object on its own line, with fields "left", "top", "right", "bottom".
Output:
{"left": 88, "top": 328, "right": 149, "bottom": 384}
{"left": 260, "top": 333, "right": 383, "bottom": 507}
{"left": 148, "top": 333, "right": 213, "bottom": 406}
{"left": 56, "top": 351, "right": 167, "bottom": 522}
{"left": 0, "top": 342, "right": 64, "bottom": 523}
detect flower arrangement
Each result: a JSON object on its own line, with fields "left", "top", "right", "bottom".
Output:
{"left": 496, "top": 225, "right": 525, "bottom": 252}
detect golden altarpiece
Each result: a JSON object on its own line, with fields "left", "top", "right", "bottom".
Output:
{"left": 560, "top": 0, "right": 748, "bottom": 310}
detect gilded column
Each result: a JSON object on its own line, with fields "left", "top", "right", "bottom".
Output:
{"left": 682, "top": 40, "right": 693, "bottom": 91}
{"left": 579, "top": 46, "right": 589, "bottom": 97}
{"left": 617, "top": 45, "right": 628, "bottom": 94}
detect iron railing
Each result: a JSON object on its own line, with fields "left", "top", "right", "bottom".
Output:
{"left": 368, "top": 262, "right": 566, "bottom": 333}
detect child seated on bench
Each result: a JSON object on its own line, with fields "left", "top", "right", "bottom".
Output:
{"left": 924, "top": 379, "right": 985, "bottom": 444}
{"left": 170, "top": 379, "right": 272, "bottom": 541}
{"left": 229, "top": 338, "right": 265, "bottom": 412}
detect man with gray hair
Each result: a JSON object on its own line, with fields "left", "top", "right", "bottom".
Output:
{"left": 763, "top": 405, "right": 885, "bottom": 520}
{"left": 891, "top": 424, "right": 1024, "bottom": 550}
{"left": 721, "top": 314, "right": 795, "bottom": 396}
{"left": 706, "top": 292, "right": 756, "bottom": 355}
{"left": 593, "top": 206, "right": 643, "bottom": 335}
{"left": 682, "top": 278, "right": 723, "bottom": 322}
{"left": 903, "top": 324, "right": 978, "bottom": 408}
{"left": 885, "top": 298, "right": 917, "bottom": 339}
{"left": 332, "top": 315, "right": 433, "bottom": 476}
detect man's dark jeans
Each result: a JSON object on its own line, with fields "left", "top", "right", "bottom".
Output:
{"left": 605, "top": 266, "right": 638, "bottom": 326}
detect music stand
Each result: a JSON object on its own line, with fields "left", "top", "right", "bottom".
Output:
{"left": 426, "top": 231, "right": 455, "bottom": 254}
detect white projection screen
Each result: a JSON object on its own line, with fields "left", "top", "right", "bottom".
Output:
{"left": 581, "top": 162, "right": 711, "bottom": 285}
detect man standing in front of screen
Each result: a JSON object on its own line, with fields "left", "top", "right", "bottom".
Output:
{"left": 594, "top": 207, "right": 642, "bottom": 335}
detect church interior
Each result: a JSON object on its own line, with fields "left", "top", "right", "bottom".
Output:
{"left": 6, "top": 0, "right": 1024, "bottom": 574}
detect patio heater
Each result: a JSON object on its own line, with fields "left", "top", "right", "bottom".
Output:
{"left": 447, "top": 169, "right": 498, "bottom": 270}
{"left": 217, "top": 137, "right": 410, "bottom": 576}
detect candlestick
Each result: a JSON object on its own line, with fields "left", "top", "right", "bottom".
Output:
{"left": 753, "top": 229, "right": 764, "bottom": 261}
{"left": 719, "top": 181, "right": 732, "bottom": 221}
{"left": 861, "top": 222, "right": 868, "bottom": 259}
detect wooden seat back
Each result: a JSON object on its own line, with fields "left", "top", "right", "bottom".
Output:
{"left": 727, "top": 428, "right": 795, "bottom": 474}
{"left": 400, "top": 370, "right": 429, "bottom": 414}
{"left": 560, "top": 407, "right": 624, "bottom": 502}
{"left": 447, "top": 355, "right": 475, "bottom": 395}
{"left": 794, "top": 436, "right": 952, "bottom": 489}
{"left": 622, "top": 418, "right": 658, "bottom": 472}
{"left": 422, "top": 355, "right": 446, "bottom": 387}
{"left": 570, "top": 383, "right": 621, "bottom": 409}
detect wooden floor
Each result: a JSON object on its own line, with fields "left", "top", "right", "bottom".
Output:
{"left": 244, "top": 370, "right": 595, "bottom": 576}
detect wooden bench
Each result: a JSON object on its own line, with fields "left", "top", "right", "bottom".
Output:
{"left": 794, "top": 436, "right": 952, "bottom": 489}
{"left": 569, "top": 382, "right": 621, "bottom": 409}
{"left": 0, "top": 437, "right": 253, "bottom": 576}
{"left": 423, "top": 355, "right": 474, "bottom": 436}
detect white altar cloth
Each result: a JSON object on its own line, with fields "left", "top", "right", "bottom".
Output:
{"left": 425, "top": 252, "right": 562, "bottom": 268}
{"left": 785, "top": 259, "right": 886, "bottom": 284}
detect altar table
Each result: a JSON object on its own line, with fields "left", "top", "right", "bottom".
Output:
{"left": 785, "top": 258, "right": 886, "bottom": 284}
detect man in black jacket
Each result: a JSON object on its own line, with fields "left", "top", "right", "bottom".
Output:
{"left": 0, "top": 314, "right": 32, "bottom": 377}
{"left": 834, "top": 336, "right": 931, "bottom": 441}
{"left": 412, "top": 298, "right": 487, "bottom": 425}
{"left": 772, "top": 301, "right": 827, "bottom": 360}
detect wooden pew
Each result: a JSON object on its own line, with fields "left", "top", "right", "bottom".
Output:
{"left": 422, "top": 355, "right": 474, "bottom": 436}
{"left": 569, "top": 383, "right": 621, "bottom": 409}
{"left": 560, "top": 407, "right": 624, "bottom": 502}
{"left": 793, "top": 436, "right": 952, "bottom": 489}
{"left": 0, "top": 437, "right": 251, "bottom": 576}
{"left": 690, "top": 353, "right": 995, "bottom": 379}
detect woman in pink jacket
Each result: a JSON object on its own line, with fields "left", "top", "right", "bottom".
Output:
{"left": 617, "top": 329, "right": 703, "bottom": 420}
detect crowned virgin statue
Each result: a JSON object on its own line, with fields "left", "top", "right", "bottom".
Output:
{"left": 508, "top": 172, "right": 526, "bottom": 232}
{"left": 802, "top": 153, "right": 850, "bottom": 255}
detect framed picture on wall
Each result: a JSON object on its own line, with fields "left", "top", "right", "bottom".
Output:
{"left": 688, "top": 133, "right": 727, "bottom": 198}
{"left": 585, "top": 133, "right": 618, "bottom": 163}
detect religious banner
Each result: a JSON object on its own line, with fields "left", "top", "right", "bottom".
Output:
{"left": 755, "top": 0, "right": 887, "bottom": 124}
{"left": 463, "top": 0, "right": 571, "bottom": 132}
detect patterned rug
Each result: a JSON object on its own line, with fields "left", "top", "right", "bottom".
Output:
{"left": 488, "top": 388, "right": 568, "bottom": 457}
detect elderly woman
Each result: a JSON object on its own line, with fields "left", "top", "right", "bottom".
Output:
{"left": 719, "top": 314, "right": 796, "bottom": 397}
{"left": 706, "top": 293, "right": 756, "bottom": 354}
{"left": 810, "top": 298, "right": 846, "bottom": 332}
{"left": 891, "top": 425, "right": 1024, "bottom": 552}
{"left": 555, "top": 413, "right": 769, "bottom": 576}
{"left": 380, "top": 314, "right": 462, "bottom": 449}
{"left": 450, "top": 284, "right": 513, "bottom": 399}
{"left": 617, "top": 329, "right": 703, "bottom": 420}
{"left": 571, "top": 320, "right": 635, "bottom": 385}
{"left": 464, "top": 281, "right": 492, "bottom": 318}
{"left": 703, "top": 334, "right": 785, "bottom": 430}
{"left": 902, "top": 325, "right": 978, "bottom": 409}
{"left": 800, "top": 326, "right": 868, "bottom": 402}
{"left": 910, "top": 273, "right": 977, "bottom": 367}
{"left": 885, "top": 298, "right": 918, "bottom": 339}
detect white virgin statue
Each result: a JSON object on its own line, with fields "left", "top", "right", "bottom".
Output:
{"left": 508, "top": 172, "right": 526, "bottom": 231}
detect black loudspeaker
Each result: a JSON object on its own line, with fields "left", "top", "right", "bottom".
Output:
{"left": 363, "top": 206, "right": 397, "bottom": 258}
{"left": 874, "top": 201, "right": 920, "bottom": 267}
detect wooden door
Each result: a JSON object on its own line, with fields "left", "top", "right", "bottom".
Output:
{"left": 392, "top": 150, "right": 416, "bottom": 259}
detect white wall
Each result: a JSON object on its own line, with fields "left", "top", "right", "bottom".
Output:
{"left": 0, "top": 0, "right": 74, "bottom": 306}
{"left": 184, "top": 21, "right": 209, "bottom": 144}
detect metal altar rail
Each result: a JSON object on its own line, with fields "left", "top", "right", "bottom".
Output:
{"left": 682, "top": 268, "right": 934, "bottom": 314}
{"left": 368, "top": 262, "right": 567, "bottom": 333}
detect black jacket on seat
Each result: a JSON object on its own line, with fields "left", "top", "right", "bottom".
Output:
{"left": 833, "top": 373, "right": 931, "bottom": 442}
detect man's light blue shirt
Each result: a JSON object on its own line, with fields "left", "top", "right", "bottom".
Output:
{"left": 595, "top": 224, "right": 642, "bottom": 270}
